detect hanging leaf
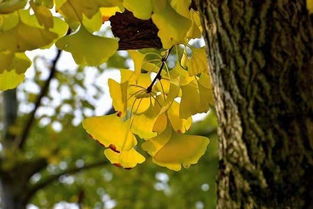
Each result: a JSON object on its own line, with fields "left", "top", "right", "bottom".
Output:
{"left": 56, "top": 25, "right": 118, "bottom": 66}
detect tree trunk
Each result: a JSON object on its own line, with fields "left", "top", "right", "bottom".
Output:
{"left": 196, "top": 0, "right": 313, "bottom": 208}
{"left": 0, "top": 177, "right": 26, "bottom": 209}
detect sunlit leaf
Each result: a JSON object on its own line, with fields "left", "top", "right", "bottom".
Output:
{"left": 186, "top": 47, "right": 209, "bottom": 76}
{"left": 123, "top": 0, "right": 152, "bottom": 20}
{"left": 108, "top": 79, "right": 128, "bottom": 117}
{"left": 152, "top": 2, "right": 191, "bottom": 48}
{"left": 0, "top": 0, "right": 27, "bottom": 14}
{"left": 30, "top": 1, "right": 54, "bottom": 28}
{"left": 56, "top": 25, "right": 118, "bottom": 66}
{"left": 82, "top": 114, "right": 137, "bottom": 152}
{"left": 143, "top": 127, "right": 209, "bottom": 171}
{"left": 0, "top": 70, "right": 24, "bottom": 91}
{"left": 104, "top": 148, "right": 145, "bottom": 168}
{"left": 308, "top": 0, "right": 313, "bottom": 13}
{"left": 168, "top": 101, "right": 192, "bottom": 133}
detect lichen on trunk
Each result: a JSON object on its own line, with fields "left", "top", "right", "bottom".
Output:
{"left": 195, "top": 0, "right": 313, "bottom": 208}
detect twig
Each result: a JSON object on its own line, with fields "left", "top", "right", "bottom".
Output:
{"left": 17, "top": 49, "right": 62, "bottom": 149}
{"left": 146, "top": 46, "right": 174, "bottom": 93}
{"left": 26, "top": 160, "right": 108, "bottom": 202}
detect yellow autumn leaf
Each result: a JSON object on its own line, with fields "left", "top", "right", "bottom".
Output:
{"left": 100, "top": 6, "right": 121, "bottom": 21}
{"left": 308, "top": 0, "right": 313, "bottom": 13}
{"left": 56, "top": 25, "right": 118, "bottom": 66}
{"left": 0, "top": 51, "right": 31, "bottom": 74}
{"left": 0, "top": 19, "right": 57, "bottom": 52}
{"left": 142, "top": 127, "right": 209, "bottom": 171}
{"left": 0, "top": 0, "right": 27, "bottom": 14}
{"left": 198, "top": 73, "right": 214, "bottom": 112}
{"left": 179, "top": 80, "right": 201, "bottom": 118}
{"left": 186, "top": 47, "right": 209, "bottom": 76}
{"left": 167, "top": 101, "right": 192, "bottom": 133}
{"left": 104, "top": 148, "right": 145, "bottom": 169}
{"left": 131, "top": 97, "right": 164, "bottom": 139}
{"left": 82, "top": 114, "right": 137, "bottom": 152}
{"left": 152, "top": 2, "right": 191, "bottom": 48}
{"left": 0, "top": 70, "right": 24, "bottom": 91}
{"left": 108, "top": 79, "right": 128, "bottom": 117}
{"left": 123, "top": 0, "right": 153, "bottom": 20}
{"left": 30, "top": 1, "right": 54, "bottom": 28}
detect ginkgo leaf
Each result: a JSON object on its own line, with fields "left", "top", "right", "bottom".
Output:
{"left": 170, "top": 0, "right": 191, "bottom": 18}
{"left": 123, "top": 0, "right": 153, "bottom": 20}
{"left": 152, "top": 113, "right": 168, "bottom": 133}
{"left": 308, "top": 0, "right": 313, "bottom": 13}
{"left": 142, "top": 127, "right": 209, "bottom": 171}
{"left": 30, "top": 1, "right": 54, "bottom": 28}
{"left": 170, "top": 64, "right": 194, "bottom": 86}
{"left": 100, "top": 6, "right": 121, "bottom": 22}
{"left": 82, "top": 114, "right": 137, "bottom": 152}
{"left": 82, "top": 11, "right": 102, "bottom": 32}
{"left": 128, "top": 50, "right": 146, "bottom": 76}
{"left": 104, "top": 148, "right": 145, "bottom": 169}
{"left": 0, "top": 70, "right": 24, "bottom": 91}
{"left": 56, "top": 25, "right": 118, "bottom": 66}
{"left": 168, "top": 101, "right": 192, "bottom": 133}
{"left": 186, "top": 47, "right": 209, "bottom": 76}
{"left": 0, "top": 51, "right": 31, "bottom": 74}
{"left": 0, "top": 19, "right": 58, "bottom": 52}
{"left": 152, "top": 2, "right": 191, "bottom": 48}
{"left": 108, "top": 79, "right": 128, "bottom": 117}
{"left": 0, "top": 0, "right": 27, "bottom": 14}
{"left": 179, "top": 80, "right": 201, "bottom": 119}
{"left": 198, "top": 73, "right": 214, "bottom": 112}
{"left": 57, "top": 0, "right": 122, "bottom": 25}
{"left": 186, "top": 10, "right": 202, "bottom": 39}
{"left": 131, "top": 100, "right": 163, "bottom": 139}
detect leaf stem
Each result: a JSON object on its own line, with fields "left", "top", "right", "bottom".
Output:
{"left": 146, "top": 46, "right": 174, "bottom": 93}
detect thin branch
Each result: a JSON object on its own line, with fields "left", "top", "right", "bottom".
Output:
{"left": 146, "top": 46, "right": 174, "bottom": 93}
{"left": 17, "top": 49, "right": 62, "bottom": 149}
{"left": 26, "top": 160, "right": 108, "bottom": 202}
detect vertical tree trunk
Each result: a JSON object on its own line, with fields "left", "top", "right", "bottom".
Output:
{"left": 196, "top": 0, "right": 313, "bottom": 208}
{"left": 0, "top": 178, "right": 26, "bottom": 209}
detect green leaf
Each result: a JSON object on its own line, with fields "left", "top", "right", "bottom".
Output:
{"left": 56, "top": 25, "right": 118, "bottom": 66}
{"left": 152, "top": 2, "right": 191, "bottom": 48}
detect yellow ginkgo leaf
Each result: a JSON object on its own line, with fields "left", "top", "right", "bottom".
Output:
{"left": 30, "top": 1, "right": 54, "bottom": 28}
{"left": 308, "top": 0, "right": 313, "bottom": 13}
{"left": 186, "top": 47, "right": 209, "bottom": 76}
{"left": 168, "top": 101, "right": 192, "bottom": 133}
{"left": 56, "top": 25, "right": 118, "bottom": 66}
{"left": 108, "top": 79, "right": 128, "bottom": 117}
{"left": 170, "top": 64, "right": 194, "bottom": 86}
{"left": 179, "top": 80, "right": 201, "bottom": 118}
{"left": 0, "top": 70, "right": 24, "bottom": 91}
{"left": 170, "top": 0, "right": 191, "bottom": 18}
{"left": 57, "top": 0, "right": 122, "bottom": 25}
{"left": 123, "top": 0, "right": 153, "bottom": 20}
{"left": 0, "top": 51, "right": 31, "bottom": 74}
{"left": 142, "top": 127, "right": 209, "bottom": 171}
{"left": 0, "top": 20, "right": 58, "bottom": 52}
{"left": 152, "top": 2, "right": 191, "bottom": 48}
{"left": 100, "top": 6, "right": 121, "bottom": 22}
{"left": 153, "top": 113, "right": 168, "bottom": 133}
{"left": 186, "top": 10, "right": 202, "bottom": 39}
{"left": 82, "top": 114, "right": 137, "bottom": 152}
{"left": 0, "top": 0, "right": 27, "bottom": 14}
{"left": 131, "top": 99, "right": 164, "bottom": 139}
{"left": 128, "top": 50, "right": 146, "bottom": 76}
{"left": 104, "top": 148, "right": 145, "bottom": 169}
{"left": 198, "top": 73, "right": 214, "bottom": 112}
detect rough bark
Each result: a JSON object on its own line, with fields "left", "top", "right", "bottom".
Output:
{"left": 196, "top": 0, "right": 313, "bottom": 208}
